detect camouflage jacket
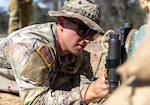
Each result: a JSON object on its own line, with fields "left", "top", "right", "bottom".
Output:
{"left": 0, "top": 22, "right": 93, "bottom": 105}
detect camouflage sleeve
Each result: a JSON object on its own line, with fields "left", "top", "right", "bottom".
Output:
{"left": 7, "top": 38, "right": 89, "bottom": 104}
{"left": 21, "top": 51, "right": 85, "bottom": 105}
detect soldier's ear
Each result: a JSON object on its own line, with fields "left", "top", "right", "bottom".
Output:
{"left": 57, "top": 17, "right": 64, "bottom": 27}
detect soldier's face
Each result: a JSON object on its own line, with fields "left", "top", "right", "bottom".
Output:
{"left": 57, "top": 17, "right": 91, "bottom": 56}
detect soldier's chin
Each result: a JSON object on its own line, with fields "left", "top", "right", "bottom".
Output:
{"left": 71, "top": 50, "right": 82, "bottom": 56}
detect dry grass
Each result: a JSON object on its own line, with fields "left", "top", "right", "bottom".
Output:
{"left": 85, "top": 36, "right": 108, "bottom": 77}
{"left": 0, "top": 92, "right": 21, "bottom": 105}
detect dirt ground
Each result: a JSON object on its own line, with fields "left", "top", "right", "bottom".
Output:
{"left": 0, "top": 36, "right": 107, "bottom": 105}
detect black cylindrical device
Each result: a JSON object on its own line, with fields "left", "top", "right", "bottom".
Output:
{"left": 106, "top": 34, "right": 121, "bottom": 92}
{"left": 120, "top": 23, "right": 133, "bottom": 62}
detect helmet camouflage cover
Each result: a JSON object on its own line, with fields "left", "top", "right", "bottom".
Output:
{"left": 49, "top": 0, "right": 105, "bottom": 35}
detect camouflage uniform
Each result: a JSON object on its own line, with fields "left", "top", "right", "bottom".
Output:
{"left": 8, "top": 0, "right": 32, "bottom": 34}
{"left": 0, "top": 0, "right": 105, "bottom": 104}
{"left": 0, "top": 22, "right": 93, "bottom": 104}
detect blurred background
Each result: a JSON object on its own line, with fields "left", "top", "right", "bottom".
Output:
{"left": 0, "top": 0, "right": 146, "bottom": 36}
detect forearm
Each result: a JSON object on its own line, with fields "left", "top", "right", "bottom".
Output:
{"left": 81, "top": 84, "right": 98, "bottom": 104}
{"left": 21, "top": 86, "right": 84, "bottom": 105}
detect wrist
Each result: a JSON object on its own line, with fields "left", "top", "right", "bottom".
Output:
{"left": 81, "top": 85, "right": 97, "bottom": 104}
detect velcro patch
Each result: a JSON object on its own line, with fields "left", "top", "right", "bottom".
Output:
{"left": 37, "top": 44, "right": 54, "bottom": 67}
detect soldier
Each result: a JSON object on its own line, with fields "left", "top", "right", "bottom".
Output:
{"left": 8, "top": 0, "right": 32, "bottom": 34}
{"left": 0, "top": 0, "right": 109, "bottom": 104}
